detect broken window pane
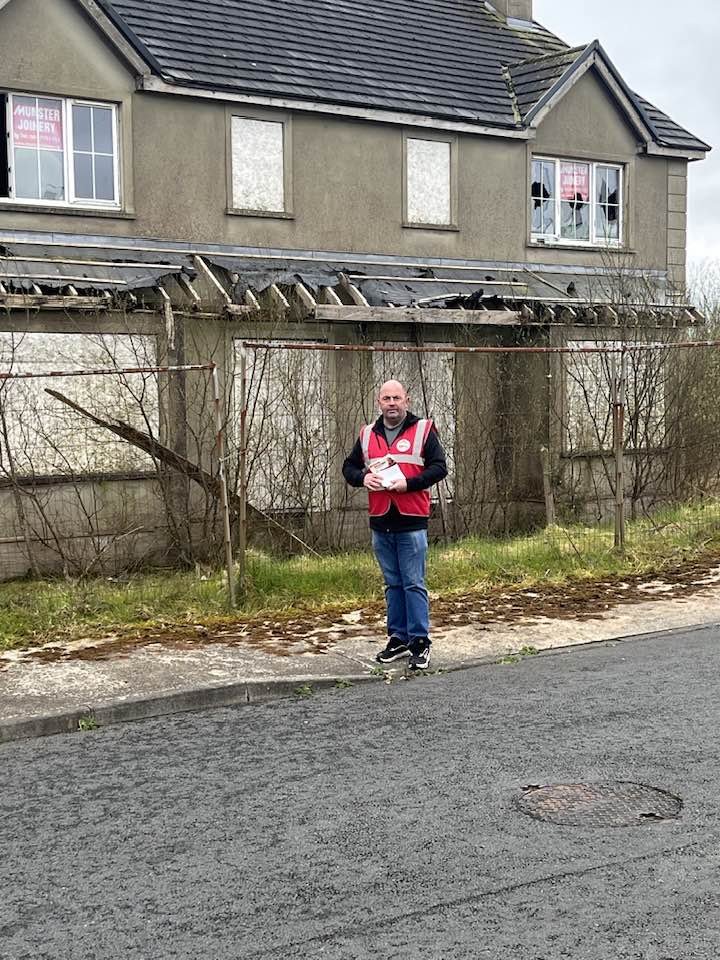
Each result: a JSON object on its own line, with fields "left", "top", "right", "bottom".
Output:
{"left": 595, "top": 165, "right": 621, "bottom": 242}
{"left": 531, "top": 159, "right": 556, "bottom": 235}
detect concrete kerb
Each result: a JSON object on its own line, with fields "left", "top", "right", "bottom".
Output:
{"left": 0, "top": 674, "right": 379, "bottom": 746}
{"left": 2, "top": 619, "right": 717, "bottom": 746}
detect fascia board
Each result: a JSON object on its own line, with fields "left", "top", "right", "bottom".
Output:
{"left": 140, "top": 76, "right": 534, "bottom": 139}
{"left": 645, "top": 142, "right": 709, "bottom": 161}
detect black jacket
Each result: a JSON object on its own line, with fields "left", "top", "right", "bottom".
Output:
{"left": 342, "top": 412, "right": 448, "bottom": 532}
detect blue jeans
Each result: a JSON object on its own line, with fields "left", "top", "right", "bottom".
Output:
{"left": 371, "top": 529, "right": 430, "bottom": 645}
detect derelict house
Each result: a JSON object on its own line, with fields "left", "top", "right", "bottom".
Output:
{"left": 0, "top": 0, "right": 711, "bottom": 576}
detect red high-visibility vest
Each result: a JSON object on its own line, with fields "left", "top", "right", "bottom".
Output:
{"left": 360, "top": 419, "right": 433, "bottom": 517}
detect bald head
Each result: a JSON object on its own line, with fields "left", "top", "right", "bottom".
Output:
{"left": 378, "top": 380, "right": 409, "bottom": 427}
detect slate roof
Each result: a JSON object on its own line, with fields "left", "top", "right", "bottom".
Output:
{"left": 506, "top": 43, "right": 709, "bottom": 153}
{"left": 508, "top": 46, "right": 585, "bottom": 118}
{"left": 100, "top": 0, "right": 708, "bottom": 153}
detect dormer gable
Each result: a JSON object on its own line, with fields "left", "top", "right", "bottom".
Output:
{"left": 506, "top": 41, "right": 709, "bottom": 159}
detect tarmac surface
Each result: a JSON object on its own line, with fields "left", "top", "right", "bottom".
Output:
{"left": 3, "top": 567, "right": 720, "bottom": 742}
{"left": 2, "top": 621, "right": 720, "bottom": 959}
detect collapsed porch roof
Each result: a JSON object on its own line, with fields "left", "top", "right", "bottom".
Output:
{"left": 0, "top": 238, "right": 702, "bottom": 326}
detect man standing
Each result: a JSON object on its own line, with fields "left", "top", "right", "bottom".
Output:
{"left": 342, "top": 380, "right": 448, "bottom": 670}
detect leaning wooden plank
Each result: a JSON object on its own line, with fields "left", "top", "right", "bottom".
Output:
{"left": 43, "top": 388, "right": 320, "bottom": 556}
{"left": 45, "top": 386, "right": 244, "bottom": 509}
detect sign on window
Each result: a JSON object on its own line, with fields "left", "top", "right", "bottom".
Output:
{"left": 560, "top": 162, "right": 589, "bottom": 201}
{"left": 12, "top": 97, "right": 64, "bottom": 150}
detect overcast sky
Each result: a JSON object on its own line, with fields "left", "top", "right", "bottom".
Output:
{"left": 533, "top": 0, "right": 719, "bottom": 265}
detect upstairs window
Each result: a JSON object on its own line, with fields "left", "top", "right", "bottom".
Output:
{"left": 0, "top": 92, "right": 119, "bottom": 207}
{"left": 404, "top": 134, "right": 456, "bottom": 228}
{"left": 531, "top": 157, "right": 622, "bottom": 246}
{"left": 231, "top": 116, "right": 287, "bottom": 215}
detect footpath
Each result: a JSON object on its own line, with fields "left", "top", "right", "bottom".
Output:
{"left": 3, "top": 569, "right": 720, "bottom": 744}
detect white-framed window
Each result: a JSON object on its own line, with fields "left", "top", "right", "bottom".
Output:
{"left": 0, "top": 92, "right": 120, "bottom": 208}
{"left": 531, "top": 157, "right": 623, "bottom": 247}
{"left": 230, "top": 116, "right": 287, "bottom": 214}
{"left": 404, "top": 134, "right": 456, "bottom": 228}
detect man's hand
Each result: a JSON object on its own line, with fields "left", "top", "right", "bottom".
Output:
{"left": 386, "top": 477, "right": 408, "bottom": 493}
{"left": 363, "top": 471, "right": 385, "bottom": 491}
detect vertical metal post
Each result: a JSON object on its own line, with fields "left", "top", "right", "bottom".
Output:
{"left": 211, "top": 364, "right": 237, "bottom": 607}
{"left": 414, "top": 334, "right": 449, "bottom": 540}
{"left": 238, "top": 345, "right": 248, "bottom": 594}
{"left": 612, "top": 350, "right": 627, "bottom": 551}
{"left": 539, "top": 445, "right": 556, "bottom": 527}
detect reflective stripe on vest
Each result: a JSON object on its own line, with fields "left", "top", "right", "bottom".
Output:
{"left": 361, "top": 419, "right": 429, "bottom": 468}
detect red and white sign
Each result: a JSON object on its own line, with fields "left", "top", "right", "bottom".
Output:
{"left": 560, "top": 162, "right": 589, "bottom": 202}
{"left": 12, "top": 98, "right": 64, "bottom": 151}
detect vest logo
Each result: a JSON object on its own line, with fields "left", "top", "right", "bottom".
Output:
{"left": 396, "top": 438, "right": 411, "bottom": 452}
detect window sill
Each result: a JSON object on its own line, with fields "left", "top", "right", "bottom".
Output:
{"left": 529, "top": 239, "right": 634, "bottom": 254}
{"left": 403, "top": 221, "right": 459, "bottom": 232}
{"left": 0, "top": 202, "right": 135, "bottom": 219}
{"left": 226, "top": 207, "right": 294, "bottom": 220}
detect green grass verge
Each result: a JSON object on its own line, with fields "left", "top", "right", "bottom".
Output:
{"left": 2, "top": 499, "right": 720, "bottom": 652}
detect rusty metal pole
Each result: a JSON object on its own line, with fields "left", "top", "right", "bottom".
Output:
{"left": 612, "top": 351, "right": 627, "bottom": 551}
{"left": 238, "top": 345, "right": 248, "bottom": 595}
{"left": 211, "top": 364, "right": 237, "bottom": 607}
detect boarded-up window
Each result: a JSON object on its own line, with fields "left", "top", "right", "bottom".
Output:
{"left": 234, "top": 340, "right": 331, "bottom": 511}
{"left": 564, "top": 342, "right": 666, "bottom": 454}
{"left": 371, "top": 346, "right": 455, "bottom": 496}
{"left": 0, "top": 332, "right": 158, "bottom": 476}
{"left": 406, "top": 138, "right": 452, "bottom": 226}
{"left": 231, "top": 117, "right": 285, "bottom": 213}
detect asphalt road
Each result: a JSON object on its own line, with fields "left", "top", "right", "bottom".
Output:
{"left": 2, "top": 625, "right": 720, "bottom": 960}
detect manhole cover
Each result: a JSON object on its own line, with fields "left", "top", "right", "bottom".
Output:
{"left": 516, "top": 781, "right": 682, "bottom": 827}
